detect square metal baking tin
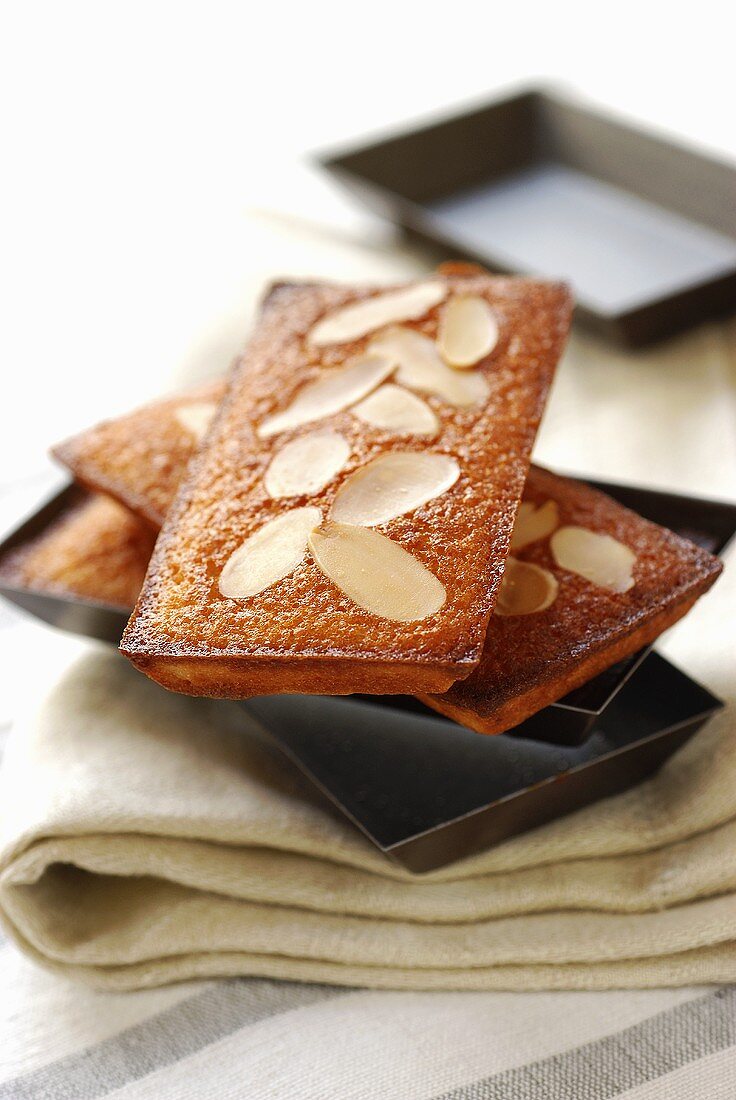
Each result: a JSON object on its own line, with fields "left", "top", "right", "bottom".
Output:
{"left": 0, "top": 483, "right": 132, "bottom": 645}
{"left": 246, "top": 654, "right": 722, "bottom": 872}
{"left": 318, "top": 88, "right": 736, "bottom": 346}
{"left": 0, "top": 477, "right": 731, "bottom": 871}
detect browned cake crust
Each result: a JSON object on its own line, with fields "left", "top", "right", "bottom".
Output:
{"left": 121, "top": 273, "right": 573, "bottom": 697}
{"left": 0, "top": 493, "right": 156, "bottom": 609}
{"left": 420, "top": 466, "right": 722, "bottom": 734}
{"left": 52, "top": 381, "right": 224, "bottom": 528}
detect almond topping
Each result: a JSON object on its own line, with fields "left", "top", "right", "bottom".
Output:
{"left": 174, "top": 401, "right": 217, "bottom": 442}
{"left": 368, "top": 326, "right": 489, "bottom": 408}
{"left": 550, "top": 526, "right": 636, "bottom": 593}
{"left": 308, "top": 522, "right": 446, "bottom": 622}
{"left": 330, "top": 451, "right": 459, "bottom": 527}
{"left": 219, "top": 507, "right": 321, "bottom": 599}
{"left": 438, "top": 295, "right": 499, "bottom": 368}
{"left": 309, "top": 280, "right": 447, "bottom": 346}
{"left": 264, "top": 430, "right": 350, "bottom": 499}
{"left": 258, "top": 355, "right": 393, "bottom": 439}
{"left": 510, "top": 500, "right": 560, "bottom": 552}
{"left": 351, "top": 384, "right": 439, "bottom": 437}
{"left": 495, "top": 557, "right": 559, "bottom": 616}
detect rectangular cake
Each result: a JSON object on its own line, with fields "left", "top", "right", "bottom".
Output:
{"left": 52, "top": 381, "right": 223, "bottom": 528}
{"left": 421, "top": 466, "right": 722, "bottom": 733}
{"left": 120, "top": 270, "right": 573, "bottom": 696}
{"left": 0, "top": 491, "right": 155, "bottom": 609}
{"left": 53, "top": 381, "right": 226, "bottom": 525}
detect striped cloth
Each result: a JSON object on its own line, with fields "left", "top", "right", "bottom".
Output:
{"left": 1, "top": 937, "right": 734, "bottom": 1098}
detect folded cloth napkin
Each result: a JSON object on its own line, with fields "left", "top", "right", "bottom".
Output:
{"left": 0, "top": 540, "right": 734, "bottom": 993}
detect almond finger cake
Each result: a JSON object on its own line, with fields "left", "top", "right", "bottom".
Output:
{"left": 422, "top": 466, "right": 722, "bottom": 733}
{"left": 119, "top": 271, "right": 573, "bottom": 696}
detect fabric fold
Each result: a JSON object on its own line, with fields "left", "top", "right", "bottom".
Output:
{"left": 0, "top": 545, "right": 734, "bottom": 994}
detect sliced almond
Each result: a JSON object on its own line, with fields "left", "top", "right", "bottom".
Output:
{"left": 308, "top": 522, "right": 446, "bottom": 622}
{"left": 174, "top": 401, "right": 217, "bottom": 442}
{"left": 368, "top": 326, "right": 489, "bottom": 408}
{"left": 264, "top": 430, "right": 350, "bottom": 499}
{"left": 510, "top": 500, "right": 560, "bottom": 552}
{"left": 330, "top": 451, "right": 459, "bottom": 527}
{"left": 258, "top": 355, "right": 393, "bottom": 439}
{"left": 495, "top": 557, "right": 559, "bottom": 616}
{"left": 438, "top": 295, "right": 499, "bottom": 368}
{"left": 309, "top": 280, "right": 446, "bottom": 346}
{"left": 219, "top": 507, "right": 321, "bottom": 599}
{"left": 351, "top": 384, "right": 439, "bottom": 438}
{"left": 550, "top": 526, "right": 636, "bottom": 593}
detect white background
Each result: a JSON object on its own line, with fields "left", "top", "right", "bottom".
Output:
{"left": 1, "top": 0, "right": 735, "bottom": 488}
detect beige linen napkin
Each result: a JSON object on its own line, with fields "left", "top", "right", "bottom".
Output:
{"left": 0, "top": 539, "right": 734, "bottom": 991}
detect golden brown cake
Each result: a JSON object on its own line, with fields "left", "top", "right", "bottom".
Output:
{"left": 121, "top": 271, "right": 573, "bottom": 697}
{"left": 0, "top": 492, "right": 156, "bottom": 609}
{"left": 420, "top": 466, "right": 722, "bottom": 733}
{"left": 52, "top": 381, "right": 223, "bottom": 528}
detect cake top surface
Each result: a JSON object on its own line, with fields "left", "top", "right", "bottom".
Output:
{"left": 426, "top": 464, "right": 722, "bottom": 727}
{"left": 0, "top": 492, "right": 155, "bottom": 609}
{"left": 122, "top": 271, "right": 572, "bottom": 679}
{"left": 53, "top": 381, "right": 224, "bottom": 528}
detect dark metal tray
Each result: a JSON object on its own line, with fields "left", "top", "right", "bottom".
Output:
{"left": 319, "top": 88, "right": 736, "bottom": 346}
{"left": 247, "top": 653, "right": 722, "bottom": 872}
